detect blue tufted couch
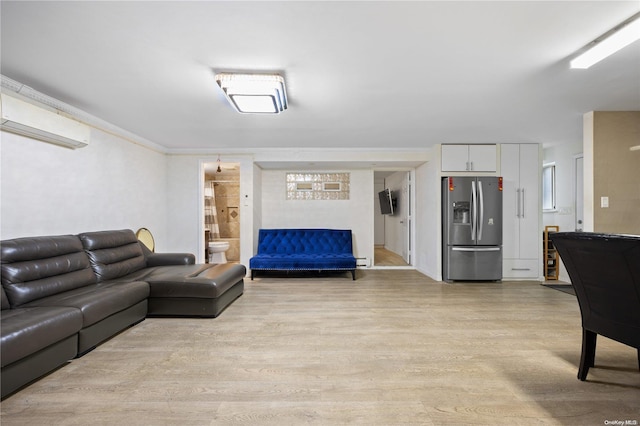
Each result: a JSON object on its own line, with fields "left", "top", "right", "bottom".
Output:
{"left": 250, "top": 229, "right": 357, "bottom": 280}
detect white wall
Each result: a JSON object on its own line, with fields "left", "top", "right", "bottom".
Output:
{"left": 1, "top": 118, "right": 432, "bottom": 278}
{"left": 252, "top": 163, "right": 263, "bottom": 254}
{"left": 373, "top": 180, "right": 385, "bottom": 246}
{"left": 0, "top": 129, "right": 168, "bottom": 246}
{"left": 260, "top": 169, "right": 374, "bottom": 263}
{"left": 414, "top": 157, "right": 440, "bottom": 280}
{"left": 165, "top": 155, "right": 202, "bottom": 255}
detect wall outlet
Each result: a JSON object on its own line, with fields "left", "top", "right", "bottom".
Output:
{"left": 600, "top": 196, "right": 609, "bottom": 208}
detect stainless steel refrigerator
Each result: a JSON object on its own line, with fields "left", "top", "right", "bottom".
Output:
{"left": 442, "top": 176, "right": 503, "bottom": 281}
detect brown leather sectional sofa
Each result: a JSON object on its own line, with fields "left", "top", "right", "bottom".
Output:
{"left": 0, "top": 229, "right": 246, "bottom": 399}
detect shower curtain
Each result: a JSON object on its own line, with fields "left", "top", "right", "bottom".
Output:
{"left": 205, "top": 181, "right": 220, "bottom": 240}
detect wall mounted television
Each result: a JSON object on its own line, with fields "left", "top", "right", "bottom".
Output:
{"left": 378, "top": 188, "right": 396, "bottom": 215}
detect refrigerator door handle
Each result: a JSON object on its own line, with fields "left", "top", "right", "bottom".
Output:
{"left": 478, "top": 181, "right": 484, "bottom": 241}
{"left": 516, "top": 188, "right": 521, "bottom": 218}
{"left": 521, "top": 187, "right": 525, "bottom": 218}
{"left": 471, "top": 181, "right": 477, "bottom": 240}
{"left": 452, "top": 247, "right": 501, "bottom": 252}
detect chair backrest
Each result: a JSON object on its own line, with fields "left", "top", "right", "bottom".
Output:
{"left": 550, "top": 232, "right": 640, "bottom": 349}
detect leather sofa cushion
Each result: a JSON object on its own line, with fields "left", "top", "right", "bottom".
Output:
{"left": 1, "top": 287, "right": 10, "bottom": 310}
{"left": 1, "top": 235, "right": 96, "bottom": 307}
{"left": 0, "top": 306, "right": 82, "bottom": 367}
{"left": 99, "top": 263, "right": 246, "bottom": 299}
{"left": 144, "top": 263, "right": 247, "bottom": 298}
{"left": 79, "top": 230, "right": 146, "bottom": 281}
{"left": 23, "top": 281, "right": 149, "bottom": 327}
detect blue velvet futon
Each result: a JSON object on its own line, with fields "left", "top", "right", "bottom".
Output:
{"left": 250, "top": 229, "right": 357, "bottom": 280}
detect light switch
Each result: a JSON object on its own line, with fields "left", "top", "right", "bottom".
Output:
{"left": 601, "top": 196, "right": 609, "bottom": 208}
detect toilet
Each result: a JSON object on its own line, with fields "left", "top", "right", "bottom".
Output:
{"left": 208, "top": 241, "right": 230, "bottom": 264}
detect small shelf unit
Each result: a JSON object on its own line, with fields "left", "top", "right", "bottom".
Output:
{"left": 544, "top": 226, "right": 560, "bottom": 280}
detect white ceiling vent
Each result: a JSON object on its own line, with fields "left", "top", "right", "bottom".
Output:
{"left": 0, "top": 92, "right": 90, "bottom": 149}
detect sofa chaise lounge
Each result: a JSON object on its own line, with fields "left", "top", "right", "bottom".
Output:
{"left": 1, "top": 229, "right": 246, "bottom": 398}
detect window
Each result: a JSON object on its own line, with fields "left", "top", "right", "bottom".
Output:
{"left": 322, "top": 182, "right": 341, "bottom": 191}
{"left": 295, "top": 182, "right": 313, "bottom": 191}
{"left": 286, "top": 173, "right": 350, "bottom": 200}
{"left": 542, "top": 163, "right": 556, "bottom": 211}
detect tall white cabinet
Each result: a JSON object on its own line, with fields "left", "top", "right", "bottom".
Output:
{"left": 500, "top": 144, "right": 541, "bottom": 279}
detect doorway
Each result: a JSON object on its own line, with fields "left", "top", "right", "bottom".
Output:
{"left": 203, "top": 161, "right": 241, "bottom": 263}
{"left": 373, "top": 170, "right": 412, "bottom": 267}
{"left": 575, "top": 154, "right": 584, "bottom": 231}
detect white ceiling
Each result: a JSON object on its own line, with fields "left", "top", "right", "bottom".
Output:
{"left": 1, "top": 1, "right": 639, "bottom": 153}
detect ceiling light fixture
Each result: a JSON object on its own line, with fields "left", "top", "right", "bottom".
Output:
{"left": 215, "top": 73, "right": 288, "bottom": 114}
{"left": 570, "top": 12, "right": 640, "bottom": 69}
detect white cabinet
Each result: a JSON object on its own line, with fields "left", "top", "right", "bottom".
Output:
{"left": 441, "top": 144, "right": 497, "bottom": 172}
{"left": 501, "top": 144, "right": 541, "bottom": 280}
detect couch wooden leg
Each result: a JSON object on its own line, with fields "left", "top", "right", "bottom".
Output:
{"left": 578, "top": 329, "right": 597, "bottom": 381}
{"left": 351, "top": 270, "right": 356, "bottom": 280}
{"left": 251, "top": 270, "right": 255, "bottom": 280}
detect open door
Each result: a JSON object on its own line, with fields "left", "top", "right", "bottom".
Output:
{"left": 373, "top": 170, "right": 412, "bottom": 267}
{"left": 402, "top": 172, "right": 411, "bottom": 264}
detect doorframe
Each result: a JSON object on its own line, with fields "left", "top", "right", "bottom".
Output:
{"left": 574, "top": 153, "right": 584, "bottom": 232}
{"left": 372, "top": 168, "right": 416, "bottom": 269}
{"left": 198, "top": 156, "right": 254, "bottom": 267}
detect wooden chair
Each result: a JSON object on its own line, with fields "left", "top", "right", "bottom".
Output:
{"left": 550, "top": 232, "right": 640, "bottom": 381}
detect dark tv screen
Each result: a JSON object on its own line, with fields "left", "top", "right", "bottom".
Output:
{"left": 378, "top": 189, "right": 394, "bottom": 215}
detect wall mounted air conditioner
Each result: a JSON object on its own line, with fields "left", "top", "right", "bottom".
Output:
{"left": 0, "top": 92, "right": 90, "bottom": 149}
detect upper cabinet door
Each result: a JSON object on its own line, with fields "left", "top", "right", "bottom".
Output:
{"left": 468, "top": 145, "right": 497, "bottom": 172}
{"left": 441, "top": 145, "right": 470, "bottom": 171}
{"left": 441, "top": 144, "right": 497, "bottom": 172}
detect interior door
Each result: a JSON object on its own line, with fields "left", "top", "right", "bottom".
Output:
{"left": 575, "top": 155, "right": 584, "bottom": 231}
{"left": 401, "top": 172, "right": 411, "bottom": 264}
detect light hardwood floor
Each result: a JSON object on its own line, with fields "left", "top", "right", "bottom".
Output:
{"left": 374, "top": 246, "right": 408, "bottom": 267}
{"left": 2, "top": 270, "right": 639, "bottom": 425}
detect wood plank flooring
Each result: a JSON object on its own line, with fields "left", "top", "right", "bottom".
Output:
{"left": 2, "top": 270, "right": 639, "bottom": 425}
{"left": 374, "top": 246, "right": 408, "bottom": 266}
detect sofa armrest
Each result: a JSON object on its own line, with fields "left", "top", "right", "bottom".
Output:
{"left": 145, "top": 253, "right": 195, "bottom": 266}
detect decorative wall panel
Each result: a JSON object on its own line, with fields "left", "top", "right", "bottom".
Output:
{"left": 286, "top": 173, "right": 350, "bottom": 200}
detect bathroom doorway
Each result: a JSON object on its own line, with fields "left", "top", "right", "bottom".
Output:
{"left": 204, "top": 161, "right": 241, "bottom": 264}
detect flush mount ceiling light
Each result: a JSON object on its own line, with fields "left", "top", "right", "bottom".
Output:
{"left": 215, "top": 73, "right": 287, "bottom": 114}
{"left": 570, "top": 12, "right": 640, "bottom": 69}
